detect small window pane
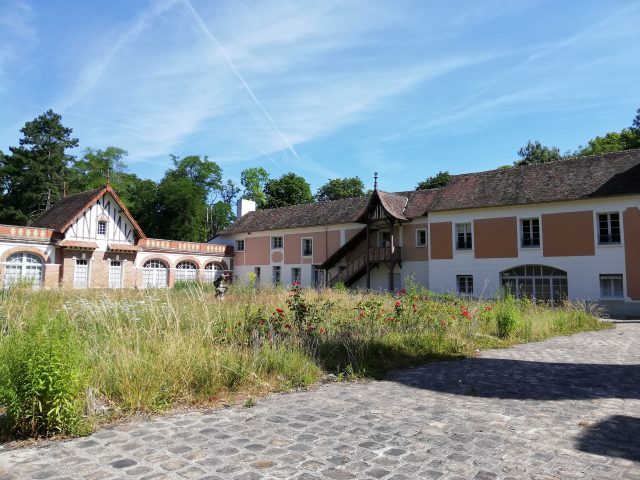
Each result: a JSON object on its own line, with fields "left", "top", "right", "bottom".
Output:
{"left": 271, "top": 236, "right": 283, "bottom": 249}
{"left": 236, "top": 240, "right": 245, "bottom": 251}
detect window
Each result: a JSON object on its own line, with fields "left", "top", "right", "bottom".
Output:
{"left": 501, "top": 265, "right": 568, "bottom": 303}
{"left": 598, "top": 213, "right": 621, "bottom": 244}
{"left": 313, "top": 266, "right": 325, "bottom": 288}
{"left": 416, "top": 229, "right": 427, "bottom": 247}
{"left": 142, "top": 259, "right": 168, "bottom": 288}
{"left": 176, "top": 261, "right": 198, "bottom": 282}
{"left": 97, "top": 220, "right": 107, "bottom": 236}
{"left": 456, "top": 223, "right": 472, "bottom": 250}
{"left": 273, "top": 266, "right": 281, "bottom": 286}
{"left": 3, "top": 252, "right": 43, "bottom": 288}
{"left": 380, "top": 231, "right": 391, "bottom": 247}
{"left": 204, "top": 263, "right": 223, "bottom": 283}
{"left": 109, "top": 260, "right": 122, "bottom": 288}
{"left": 521, "top": 218, "right": 540, "bottom": 247}
{"left": 271, "top": 236, "right": 283, "bottom": 249}
{"left": 600, "top": 274, "right": 623, "bottom": 298}
{"left": 291, "top": 267, "right": 301, "bottom": 283}
{"left": 254, "top": 267, "right": 261, "bottom": 283}
{"left": 236, "top": 239, "right": 245, "bottom": 252}
{"left": 302, "top": 238, "right": 313, "bottom": 256}
{"left": 457, "top": 275, "right": 473, "bottom": 295}
{"left": 74, "top": 259, "right": 89, "bottom": 289}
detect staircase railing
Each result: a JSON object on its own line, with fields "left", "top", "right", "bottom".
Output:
{"left": 329, "top": 247, "right": 402, "bottom": 286}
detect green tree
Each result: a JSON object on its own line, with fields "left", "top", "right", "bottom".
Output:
{"left": 153, "top": 155, "right": 227, "bottom": 241}
{"left": 263, "top": 172, "right": 314, "bottom": 209}
{"left": 416, "top": 171, "right": 451, "bottom": 190}
{"left": 514, "top": 141, "right": 562, "bottom": 166}
{"left": 0, "top": 110, "right": 78, "bottom": 224}
{"left": 576, "top": 108, "right": 640, "bottom": 156}
{"left": 67, "top": 147, "right": 144, "bottom": 203}
{"left": 315, "top": 177, "right": 365, "bottom": 201}
{"left": 125, "top": 179, "right": 159, "bottom": 238}
{"left": 240, "top": 167, "right": 269, "bottom": 207}
{"left": 206, "top": 201, "right": 236, "bottom": 239}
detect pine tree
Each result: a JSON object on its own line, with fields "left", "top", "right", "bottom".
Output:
{"left": 0, "top": 110, "right": 78, "bottom": 224}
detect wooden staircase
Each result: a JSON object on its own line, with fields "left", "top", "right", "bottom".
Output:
{"left": 328, "top": 247, "right": 402, "bottom": 287}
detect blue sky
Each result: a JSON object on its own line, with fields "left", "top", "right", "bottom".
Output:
{"left": 1, "top": 0, "right": 639, "bottom": 193}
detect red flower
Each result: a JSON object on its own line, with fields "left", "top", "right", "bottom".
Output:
{"left": 397, "top": 288, "right": 407, "bottom": 295}
{"left": 284, "top": 324, "right": 292, "bottom": 330}
{"left": 395, "top": 300, "right": 402, "bottom": 308}
{"left": 276, "top": 308, "right": 284, "bottom": 313}
{"left": 359, "top": 311, "right": 365, "bottom": 318}
{"left": 319, "top": 326, "right": 326, "bottom": 334}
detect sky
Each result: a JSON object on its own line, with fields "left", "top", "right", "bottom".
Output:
{"left": 1, "top": 0, "right": 639, "bottom": 194}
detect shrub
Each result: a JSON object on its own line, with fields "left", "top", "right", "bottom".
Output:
{"left": 495, "top": 296, "right": 519, "bottom": 338}
{"left": 0, "top": 313, "right": 87, "bottom": 438}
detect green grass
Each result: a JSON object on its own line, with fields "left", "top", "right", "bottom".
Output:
{"left": 0, "top": 282, "right": 609, "bottom": 439}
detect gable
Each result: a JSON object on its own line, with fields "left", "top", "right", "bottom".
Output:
{"left": 64, "top": 192, "right": 139, "bottom": 243}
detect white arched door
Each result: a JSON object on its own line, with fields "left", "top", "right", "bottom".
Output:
{"left": 3, "top": 252, "right": 44, "bottom": 288}
{"left": 204, "top": 263, "right": 223, "bottom": 283}
{"left": 142, "top": 260, "right": 169, "bottom": 288}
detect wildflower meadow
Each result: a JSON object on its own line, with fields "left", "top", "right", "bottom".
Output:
{"left": 0, "top": 281, "right": 608, "bottom": 440}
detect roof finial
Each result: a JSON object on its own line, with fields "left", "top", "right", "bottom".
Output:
{"left": 373, "top": 171, "right": 378, "bottom": 191}
{"left": 63, "top": 180, "right": 67, "bottom": 197}
{"left": 106, "top": 169, "right": 111, "bottom": 186}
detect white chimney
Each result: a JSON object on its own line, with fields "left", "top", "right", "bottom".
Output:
{"left": 237, "top": 198, "right": 256, "bottom": 218}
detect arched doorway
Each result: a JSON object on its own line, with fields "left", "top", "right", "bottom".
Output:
{"left": 3, "top": 252, "right": 44, "bottom": 288}
{"left": 142, "top": 259, "right": 169, "bottom": 288}
{"left": 176, "top": 261, "right": 198, "bottom": 282}
{"left": 204, "top": 263, "right": 223, "bottom": 283}
{"left": 500, "top": 265, "right": 568, "bottom": 303}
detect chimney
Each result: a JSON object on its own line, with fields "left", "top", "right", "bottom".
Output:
{"left": 237, "top": 198, "right": 257, "bottom": 218}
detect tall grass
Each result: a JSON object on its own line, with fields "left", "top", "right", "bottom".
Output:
{"left": 0, "top": 282, "right": 608, "bottom": 439}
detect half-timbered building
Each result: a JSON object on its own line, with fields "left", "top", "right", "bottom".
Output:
{"left": 0, "top": 185, "right": 233, "bottom": 289}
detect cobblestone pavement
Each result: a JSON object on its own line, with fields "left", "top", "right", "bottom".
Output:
{"left": 1, "top": 322, "right": 639, "bottom": 480}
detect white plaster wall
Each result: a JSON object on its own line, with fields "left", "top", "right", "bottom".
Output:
{"left": 427, "top": 196, "right": 640, "bottom": 301}
{"left": 65, "top": 192, "right": 137, "bottom": 249}
{"left": 0, "top": 241, "right": 56, "bottom": 262}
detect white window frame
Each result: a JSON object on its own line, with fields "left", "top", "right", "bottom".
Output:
{"left": 204, "top": 263, "right": 223, "bottom": 284}
{"left": 142, "top": 259, "right": 169, "bottom": 288}
{"left": 302, "top": 237, "right": 313, "bottom": 257}
{"left": 415, "top": 229, "right": 427, "bottom": 247}
{"left": 291, "top": 267, "right": 301, "bottom": 284}
{"left": 272, "top": 265, "right": 281, "bottom": 286}
{"left": 176, "top": 261, "right": 198, "bottom": 283}
{"left": 271, "top": 236, "right": 283, "bottom": 249}
{"left": 597, "top": 212, "right": 622, "bottom": 245}
{"left": 600, "top": 274, "right": 624, "bottom": 298}
{"left": 74, "top": 258, "right": 89, "bottom": 289}
{"left": 520, "top": 217, "right": 541, "bottom": 248}
{"left": 3, "top": 252, "right": 44, "bottom": 289}
{"left": 97, "top": 220, "right": 107, "bottom": 237}
{"left": 457, "top": 275, "right": 473, "bottom": 295}
{"left": 455, "top": 223, "right": 473, "bottom": 250}
{"left": 109, "top": 260, "right": 123, "bottom": 289}
{"left": 236, "top": 239, "right": 245, "bottom": 252}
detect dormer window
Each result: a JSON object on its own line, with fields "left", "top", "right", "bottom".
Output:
{"left": 97, "top": 220, "right": 107, "bottom": 236}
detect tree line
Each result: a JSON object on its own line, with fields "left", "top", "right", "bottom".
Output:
{"left": 416, "top": 107, "right": 640, "bottom": 190}
{"left": 0, "top": 110, "right": 366, "bottom": 241}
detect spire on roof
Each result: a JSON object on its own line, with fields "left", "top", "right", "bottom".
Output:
{"left": 105, "top": 169, "right": 111, "bottom": 186}
{"left": 373, "top": 171, "right": 378, "bottom": 191}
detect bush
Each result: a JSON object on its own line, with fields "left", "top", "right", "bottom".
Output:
{"left": 495, "top": 297, "right": 519, "bottom": 338}
{"left": 0, "top": 313, "right": 87, "bottom": 438}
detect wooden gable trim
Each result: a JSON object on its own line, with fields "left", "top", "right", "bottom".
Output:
{"left": 58, "top": 186, "right": 147, "bottom": 239}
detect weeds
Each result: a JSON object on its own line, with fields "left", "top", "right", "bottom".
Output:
{"left": 0, "top": 283, "right": 608, "bottom": 440}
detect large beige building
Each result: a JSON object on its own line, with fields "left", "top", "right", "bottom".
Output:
{"left": 216, "top": 150, "right": 640, "bottom": 316}
{"left": 0, "top": 186, "right": 233, "bottom": 289}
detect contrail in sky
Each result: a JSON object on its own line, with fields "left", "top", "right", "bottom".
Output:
{"left": 180, "top": 0, "right": 300, "bottom": 159}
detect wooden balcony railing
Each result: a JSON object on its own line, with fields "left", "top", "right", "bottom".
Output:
{"left": 329, "top": 247, "right": 402, "bottom": 285}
